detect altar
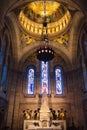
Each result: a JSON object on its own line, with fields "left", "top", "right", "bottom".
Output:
{"left": 23, "top": 93, "right": 66, "bottom": 130}
{"left": 23, "top": 120, "right": 66, "bottom": 130}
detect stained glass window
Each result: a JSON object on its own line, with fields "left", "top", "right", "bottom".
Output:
{"left": 55, "top": 67, "right": 63, "bottom": 95}
{"left": 27, "top": 68, "right": 34, "bottom": 94}
{"left": 41, "top": 61, "right": 49, "bottom": 94}
{"left": 2, "top": 65, "right": 8, "bottom": 91}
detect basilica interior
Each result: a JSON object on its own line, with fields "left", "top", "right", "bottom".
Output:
{"left": 0, "top": 0, "right": 87, "bottom": 130}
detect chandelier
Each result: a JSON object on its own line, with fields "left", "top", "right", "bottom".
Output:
{"left": 37, "top": 1, "right": 54, "bottom": 63}
{"left": 37, "top": 45, "right": 54, "bottom": 63}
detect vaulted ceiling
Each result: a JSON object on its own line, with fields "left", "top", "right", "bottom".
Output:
{"left": 0, "top": 0, "right": 87, "bottom": 71}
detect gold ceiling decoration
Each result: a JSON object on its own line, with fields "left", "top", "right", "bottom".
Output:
{"left": 18, "top": 0, "right": 71, "bottom": 39}
{"left": 28, "top": 1, "right": 60, "bottom": 17}
{"left": 20, "top": 32, "right": 35, "bottom": 45}
{"left": 54, "top": 33, "right": 69, "bottom": 45}
{"left": 23, "top": 1, "right": 67, "bottom": 24}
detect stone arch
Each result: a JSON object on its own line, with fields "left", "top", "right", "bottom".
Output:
{"left": 18, "top": 43, "right": 72, "bottom": 72}
{"left": 78, "top": 22, "right": 87, "bottom": 67}
{"left": 5, "top": 12, "right": 21, "bottom": 63}
{"left": 69, "top": 11, "right": 85, "bottom": 65}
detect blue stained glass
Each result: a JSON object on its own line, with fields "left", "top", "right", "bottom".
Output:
{"left": 41, "top": 61, "right": 48, "bottom": 94}
{"left": 2, "top": 65, "right": 8, "bottom": 90}
{"left": 55, "top": 68, "right": 63, "bottom": 94}
{"left": 27, "top": 68, "right": 34, "bottom": 94}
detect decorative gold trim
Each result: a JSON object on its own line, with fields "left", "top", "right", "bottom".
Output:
{"left": 20, "top": 32, "right": 35, "bottom": 45}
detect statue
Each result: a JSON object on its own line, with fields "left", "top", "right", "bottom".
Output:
{"left": 40, "top": 92, "right": 50, "bottom": 121}
{"left": 23, "top": 109, "right": 31, "bottom": 120}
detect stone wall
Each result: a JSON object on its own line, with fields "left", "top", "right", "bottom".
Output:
{"left": 4, "top": 67, "right": 86, "bottom": 130}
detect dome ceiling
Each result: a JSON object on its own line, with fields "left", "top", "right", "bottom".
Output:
{"left": 23, "top": 1, "right": 66, "bottom": 24}
{"left": 18, "top": 0, "right": 71, "bottom": 39}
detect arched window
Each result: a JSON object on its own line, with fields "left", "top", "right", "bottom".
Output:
{"left": 41, "top": 61, "right": 49, "bottom": 94}
{"left": 27, "top": 67, "right": 35, "bottom": 95}
{"left": 55, "top": 67, "right": 63, "bottom": 95}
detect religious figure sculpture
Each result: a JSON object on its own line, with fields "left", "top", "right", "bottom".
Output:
{"left": 40, "top": 92, "right": 50, "bottom": 127}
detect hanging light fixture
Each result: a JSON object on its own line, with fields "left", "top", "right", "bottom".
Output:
{"left": 37, "top": 45, "right": 54, "bottom": 63}
{"left": 37, "top": 0, "right": 54, "bottom": 63}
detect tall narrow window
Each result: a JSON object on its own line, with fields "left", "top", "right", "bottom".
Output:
{"left": 2, "top": 65, "right": 8, "bottom": 91}
{"left": 41, "top": 61, "right": 49, "bottom": 94}
{"left": 27, "top": 68, "right": 35, "bottom": 94}
{"left": 55, "top": 67, "right": 63, "bottom": 95}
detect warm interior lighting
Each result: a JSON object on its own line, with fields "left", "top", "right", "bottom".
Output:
{"left": 19, "top": 1, "right": 71, "bottom": 38}
{"left": 18, "top": 0, "right": 71, "bottom": 61}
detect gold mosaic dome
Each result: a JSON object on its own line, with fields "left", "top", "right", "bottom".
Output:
{"left": 19, "top": 0, "right": 71, "bottom": 39}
